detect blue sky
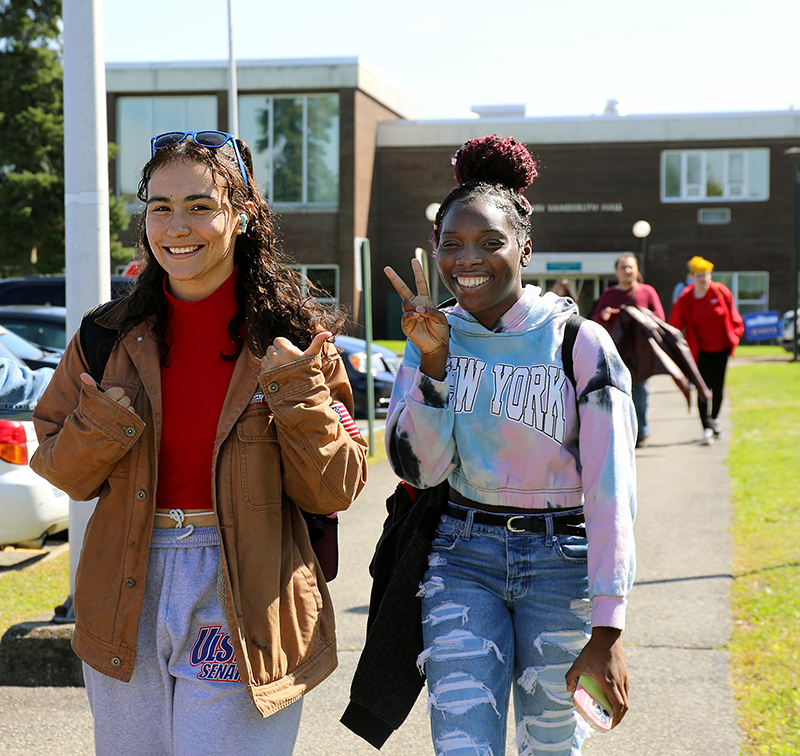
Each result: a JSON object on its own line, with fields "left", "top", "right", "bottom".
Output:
{"left": 103, "top": 0, "right": 799, "bottom": 121}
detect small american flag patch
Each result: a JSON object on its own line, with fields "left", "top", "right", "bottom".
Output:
{"left": 332, "top": 401, "right": 361, "bottom": 438}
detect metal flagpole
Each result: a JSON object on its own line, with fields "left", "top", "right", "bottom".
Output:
{"left": 61, "top": 0, "right": 111, "bottom": 613}
{"left": 227, "top": 0, "right": 239, "bottom": 136}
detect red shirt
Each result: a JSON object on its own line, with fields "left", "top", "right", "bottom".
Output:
{"left": 156, "top": 270, "right": 240, "bottom": 511}
{"left": 682, "top": 288, "right": 729, "bottom": 353}
{"left": 669, "top": 281, "right": 745, "bottom": 360}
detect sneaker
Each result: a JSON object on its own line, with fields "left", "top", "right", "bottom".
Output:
{"left": 711, "top": 419, "right": 721, "bottom": 438}
{"left": 702, "top": 428, "right": 714, "bottom": 446}
{"left": 635, "top": 434, "right": 650, "bottom": 449}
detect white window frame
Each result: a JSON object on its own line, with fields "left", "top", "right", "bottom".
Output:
{"left": 713, "top": 270, "right": 769, "bottom": 313}
{"left": 661, "top": 148, "right": 769, "bottom": 203}
{"left": 239, "top": 93, "right": 339, "bottom": 209}
{"left": 115, "top": 94, "right": 219, "bottom": 207}
{"left": 290, "top": 264, "right": 339, "bottom": 308}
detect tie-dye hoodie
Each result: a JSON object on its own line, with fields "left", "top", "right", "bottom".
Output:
{"left": 385, "top": 285, "right": 637, "bottom": 629}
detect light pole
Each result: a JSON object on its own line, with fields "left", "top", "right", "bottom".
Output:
{"left": 632, "top": 220, "right": 651, "bottom": 279}
{"left": 227, "top": 0, "right": 238, "bottom": 136}
{"left": 783, "top": 147, "right": 800, "bottom": 362}
{"left": 425, "top": 203, "right": 441, "bottom": 304}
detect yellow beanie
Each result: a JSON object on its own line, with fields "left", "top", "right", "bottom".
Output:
{"left": 688, "top": 256, "right": 714, "bottom": 273}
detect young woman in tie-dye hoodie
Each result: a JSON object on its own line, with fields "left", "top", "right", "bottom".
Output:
{"left": 384, "top": 135, "right": 637, "bottom": 756}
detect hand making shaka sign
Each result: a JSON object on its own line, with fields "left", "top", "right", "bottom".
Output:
{"left": 384, "top": 258, "right": 450, "bottom": 381}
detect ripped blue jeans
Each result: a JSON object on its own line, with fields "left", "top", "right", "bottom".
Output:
{"left": 417, "top": 505, "right": 594, "bottom": 756}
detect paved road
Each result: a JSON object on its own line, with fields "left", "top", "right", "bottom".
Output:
{"left": 0, "top": 375, "right": 741, "bottom": 755}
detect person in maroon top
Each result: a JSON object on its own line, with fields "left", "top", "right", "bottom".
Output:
{"left": 670, "top": 256, "right": 744, "bottom": 445}
{"left": 591, "top": 253, "right": 665, "bottom": 447}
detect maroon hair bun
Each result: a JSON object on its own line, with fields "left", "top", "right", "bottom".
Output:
{"left": 452, "top": 134, "right": 538, "bottom": 192}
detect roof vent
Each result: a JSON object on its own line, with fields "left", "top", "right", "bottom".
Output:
{"left": 471, "top": 104, "right": 526, "bottom": 119}
{"left": 603, "top": 99, "right": 626, "bottom": 116}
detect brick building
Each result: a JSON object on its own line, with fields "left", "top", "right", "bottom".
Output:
{"left": 105, "top": 59, "right": 800, "bottom": 339}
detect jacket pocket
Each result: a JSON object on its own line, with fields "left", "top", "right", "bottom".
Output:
{"left": 237, "top": 412, "right": 283, "bottom": 510}
{"left": 101, "top": 382, "right": 141, "bottom": 479}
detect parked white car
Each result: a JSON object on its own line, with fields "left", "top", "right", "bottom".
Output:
{"left": 0, "top": 344, "right": 68, "bottom": 549}
{"left": 781, "top": 308, "right": 800, "bottom": 353}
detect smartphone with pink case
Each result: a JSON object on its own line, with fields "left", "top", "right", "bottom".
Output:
{"left": 572, "top": 674, "right": 613, "bottom": 732}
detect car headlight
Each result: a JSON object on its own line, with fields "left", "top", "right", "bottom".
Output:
{"left": 346, "top": 351, "right": 380, "bottom": 376}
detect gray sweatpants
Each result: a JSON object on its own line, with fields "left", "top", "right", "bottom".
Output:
{"left": 83, "top": 525, "right": 303, "bottom": 756}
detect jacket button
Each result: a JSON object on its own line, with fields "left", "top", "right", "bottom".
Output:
{"left": 124, "top": 426, "right": 136, "bottom": 437}
{"left": 125, "top": 578, "right": 136, "bottom": 588}
{"left": 136, "top": 490, "right": 146, "bottom": 500}
{"left": 111, "top": 657, "right": 121, "bottom": 667}
{"left": 268, "top": 382, "right": 280, "bottom": 394}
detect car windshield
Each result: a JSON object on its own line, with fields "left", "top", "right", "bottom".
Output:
{"left": 0, "top": 318, "right": 66, "bottom": 350}
{"left": 0, "top": 328, "right": 46, "bottom": 361}
{"left": 0, "top": 338, "right": 25, "bottom": 366}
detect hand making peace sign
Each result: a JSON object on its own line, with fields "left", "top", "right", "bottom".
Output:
{"left": 385, "top": 258, "right": 450, "bottom": 380}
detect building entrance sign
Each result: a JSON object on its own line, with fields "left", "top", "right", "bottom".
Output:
{"left": 531, "top": 202, "right": 624, "bottom": 213}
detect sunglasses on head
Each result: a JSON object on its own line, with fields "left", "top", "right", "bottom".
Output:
{"left": 150, "top": 130, "right": 249, "bottom": 187}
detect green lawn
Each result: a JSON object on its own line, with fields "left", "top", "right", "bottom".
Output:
{"left": 727, "top": 347, "right": 800, "bottom": 754}
{"left": 0, "top": 550, "right": 70, "bottom": 632}
{"left": 1, "top": 344, "right": 797, "bottom": 754}
{"left": 375, "top": 339, "right": 405, "bottom": 356}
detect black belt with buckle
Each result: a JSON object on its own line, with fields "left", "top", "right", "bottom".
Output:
{"left": 444, "top": 503, "right": 586, "bottom": 536}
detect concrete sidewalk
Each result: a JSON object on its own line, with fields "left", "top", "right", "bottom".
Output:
{"left": 298, "top": 373, "right": 742, "bottom": 756}
{"left": 0, "top": 374, "right": 741, "bottom": 755}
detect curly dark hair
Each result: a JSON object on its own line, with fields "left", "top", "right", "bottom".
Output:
{"left": 432, "top": 134, "right": 538, "bottom": 248}
{"left": 119, "top": 136, "right": 344, "bottom": 362}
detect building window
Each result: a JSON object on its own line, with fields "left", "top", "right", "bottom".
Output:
{"left": 290, "top": 264, "right": 339, "bottom": 307}
{"left": 714, "top": 271, "right": 769, "bottom": 315}
{"left": 661, "top": 149, "right": 769, "bottom": 202}
{"left": 697, "top": 208, "right": 731, "bottom": 225}
{"left": 239, "top": 94, "right": 339, "bottom": 207}
{"left": 116, "top": 95, "right": 219, "bottom": 205}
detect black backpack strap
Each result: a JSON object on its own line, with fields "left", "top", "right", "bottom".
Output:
{"left": 79, "top": 299, "right": 123, "bottom": 385}
{"left": 562, "top": 313, "right": 586, "bottom": 392}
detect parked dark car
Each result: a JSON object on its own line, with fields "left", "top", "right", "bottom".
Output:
{"left": 335, "top": 335, "right": 400, "bottom": 417}
{"left": 0, "top": 304, "right": 399, "bottom": 417}
{"left": 0, "top": 276, "right": 133, "bottom": 307}
{"left": 0, "top": 306, "right": 69, "bottom": 351}
{"left": 0, "top": 326, "right": 61, "bottom": 370}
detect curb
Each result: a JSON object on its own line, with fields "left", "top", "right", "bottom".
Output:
{"left": 0, "top": 619, "right": 82, "bottom": 687}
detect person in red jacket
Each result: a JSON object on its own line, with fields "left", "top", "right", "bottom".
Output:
{"left": 591, "top": 253, "right": 665, "bottom": 447}
{"left": 669, "top": 256, "right": 745, "bottom": 445}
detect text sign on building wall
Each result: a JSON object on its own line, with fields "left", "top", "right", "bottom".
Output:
{"left": 547, "top": 262, "right": 583, "bottom": 272}
{"left": 742, "top": 311, "right": 781, "bottom": 341}
{"left": 530, "top": 203, "right": 624, "bottom": 213}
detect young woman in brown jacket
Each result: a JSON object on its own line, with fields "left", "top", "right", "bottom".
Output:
{"left": 31, "top": 132, "right": 368, "bottom": 755}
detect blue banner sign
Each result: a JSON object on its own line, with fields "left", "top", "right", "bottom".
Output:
{"left": 742, "top": 311, "right": 780, "bottom": 341}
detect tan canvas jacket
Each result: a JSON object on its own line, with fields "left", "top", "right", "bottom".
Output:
{"left": 30, "top": 300, "right": 368, "bottom": 716}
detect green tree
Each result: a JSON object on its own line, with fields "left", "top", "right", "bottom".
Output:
{"left": 0, "top": 0, "right": 130, "bottom": 275}
{"left": 0, "top": 0, "right": 64, "bottom": 274}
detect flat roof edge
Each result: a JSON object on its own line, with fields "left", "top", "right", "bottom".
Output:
{"left": 106, "top": 57, "right": 362, "bottom": 70}
{"left": 105, "top": 57, "right": 418, "bottom": 117}
{"left": 377, "top": 111, "right": 800, "bottom": 146}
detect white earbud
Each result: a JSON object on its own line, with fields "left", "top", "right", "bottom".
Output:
{"left": 238, "top": 213, "right": 248, "bottom": 234}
